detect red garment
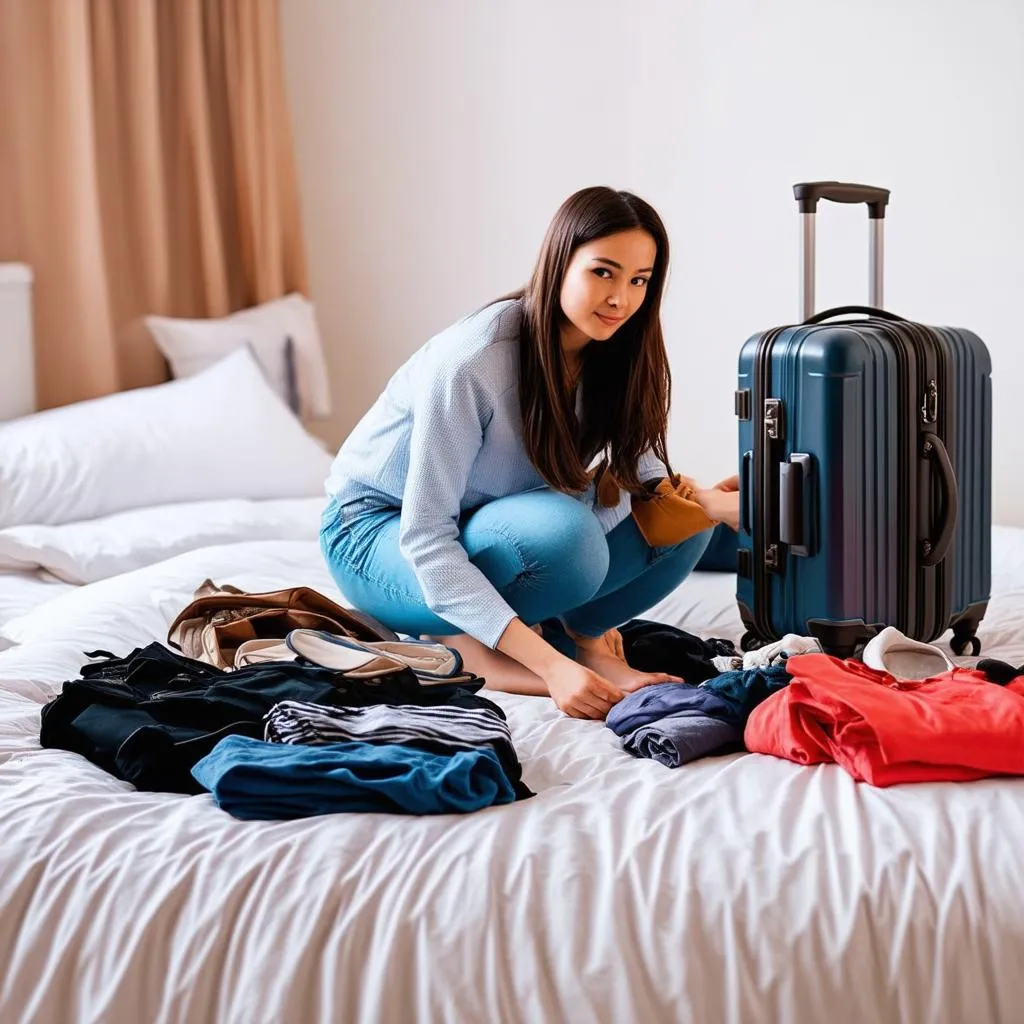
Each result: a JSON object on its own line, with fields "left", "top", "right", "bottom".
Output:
{"left": 744, "top": 653, "right": 1024, "bottom": 786}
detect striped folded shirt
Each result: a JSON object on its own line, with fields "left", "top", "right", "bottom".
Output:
{"left": 264, "top": 699, "right": 531, "bottom": 798}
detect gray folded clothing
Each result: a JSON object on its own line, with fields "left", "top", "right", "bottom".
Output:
{"left": 623, "top": 711, "right": 742, "bottom": 768}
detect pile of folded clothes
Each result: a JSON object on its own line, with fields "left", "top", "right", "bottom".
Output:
{"left": 604, "top": 619, "right": 789, "bottom": 768}
{"left": 40, "top": 580, "right": 530, "bottom": 819}
{"left": 608, "top": 621, "right": 1024, "bottom": 786}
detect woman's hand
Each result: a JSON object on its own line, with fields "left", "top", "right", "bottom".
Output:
{"left": 695, "top": 485, "right": 740, "bottom": 531}
{"left": 712, "top": 474, "right": 740, "bottom": 493}
{"left": 544, "top": 660, "right": 624, "bottom": 719}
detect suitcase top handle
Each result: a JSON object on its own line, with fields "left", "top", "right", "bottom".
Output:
{"left": 803, "top": 304, "right": 905, "bottom": 325}
{"left": 793, "top": 181, "right": 890, "bottom": 219}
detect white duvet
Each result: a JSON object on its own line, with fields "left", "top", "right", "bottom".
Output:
{"left": 2, "top": 505, "right": 1024, "bottom": 1024}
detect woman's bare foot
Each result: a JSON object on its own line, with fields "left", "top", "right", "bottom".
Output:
{"left": 575, "top": 647, "right": 684, "bottom": 693}
{"left": 564, "top": 625, "right": 627, "bottom": 662}
{"left": 430, "top": 632, "right": 548, "bottom": 696}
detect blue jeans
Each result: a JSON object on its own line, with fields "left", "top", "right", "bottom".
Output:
{"left": 321, "top": 489, "right": 712, "bottom": 642}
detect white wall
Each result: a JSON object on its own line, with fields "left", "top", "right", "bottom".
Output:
{"left": 282, "top": 0, "right": 1024, "bottom": 524}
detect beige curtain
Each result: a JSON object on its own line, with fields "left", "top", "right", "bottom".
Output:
{"left": 0, "top": 0, "right": 308, "bottom": 410}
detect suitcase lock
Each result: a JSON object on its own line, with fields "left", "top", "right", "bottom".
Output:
{"left": 764, "top": 399, "right": 783, "bottom": 440}
{"left": 921, "top": 379, "right": 938, "bottom": 424}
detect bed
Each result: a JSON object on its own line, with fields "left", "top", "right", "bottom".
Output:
{"left": 2, "top": 347, "right": 1024, "bottom": 1024}
{"left": 0, "top": 571, "right": 74, "bottom": 648}
{"left": 1, "top": 501, "right": 1023, "bottom": 1023}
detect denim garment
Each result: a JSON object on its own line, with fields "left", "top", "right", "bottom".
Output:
{"left": 605, "top": 682, "right": 740, "bottom": 736}
{"left": 192, "top": 734, "right": 516, "bottom": 819}
{"left": 322, "top": 487, "right": 712, "bottom": 648}
{"left": 623, "top": 713, "right": 742, "bottom": 768}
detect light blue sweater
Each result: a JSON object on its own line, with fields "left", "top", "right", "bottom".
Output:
{"left": 326, "top": 299, "right": 667, "bottom": 647}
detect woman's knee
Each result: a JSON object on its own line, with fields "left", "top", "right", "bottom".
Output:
{"left": 463, "top": 491, "right": 609, "bottom": 603}
{"left": 534, "top": 501, "right": 609, "bottom": 598}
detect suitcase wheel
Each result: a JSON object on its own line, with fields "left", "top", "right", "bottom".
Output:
{"left": 950, "top": 634, "right": 981, "bottom": 658}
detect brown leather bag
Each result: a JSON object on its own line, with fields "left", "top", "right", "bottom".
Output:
{"left": 596, "top": 470, "right": 716, "bottom": 548}
{"left": 630, "top": 476, "right": 716, "bottom": 547}
{"left": 167, "top": 579, "right": 398, "bottom": 670}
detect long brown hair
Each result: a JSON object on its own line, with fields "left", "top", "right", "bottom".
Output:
{"left": 503, "top": 186, "right": 675, "bottom": 502}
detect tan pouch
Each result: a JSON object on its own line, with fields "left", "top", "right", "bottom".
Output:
{"left": 630, "top": 477, "right": 716, "bottom": 547}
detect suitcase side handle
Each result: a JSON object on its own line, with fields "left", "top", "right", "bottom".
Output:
{"left": 793, "top": 181, "right": 890, "bottom": 219}
{"left": 803, "top": 305, "right": 905, "bottom": 325}
{"left": 920, "top": 432, "right": 958, "bottom": 568}
{"left": 779, "top": 454, "right": 814, "bottom": 558}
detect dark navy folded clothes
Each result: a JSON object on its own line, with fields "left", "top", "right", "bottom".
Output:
{"left": 39, "top": 642, "right": 489, "bottom": 795}
{"left": 192, "top": 734, "right": 516, "bottom": 819}
{"left": 605, "top": 682, "right": 740, "bottom": 736}
{"left": 623, "top": 713, "right": 743, "bottom": 768}
{"left": 618, "top": 619, "right": 736, "bottom": 684}
{"left": 700, "top": 663, "right": 791, "bottom": 721}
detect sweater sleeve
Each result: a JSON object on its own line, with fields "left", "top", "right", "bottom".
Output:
{"left": 637, "top": 448, "right": 669, "bottom": 484}
{"left": 397, "top": 361, "right": 518, "bottom": 650}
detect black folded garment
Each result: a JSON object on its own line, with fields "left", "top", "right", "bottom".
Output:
{"left": 39, "top": 642, "right": 489, "bottom": 795}
{"left": 619, "top": 619, "right": 736, "bottom": 683}
{"left": 976, "top": 658, "right": 1024, "bottom": 686}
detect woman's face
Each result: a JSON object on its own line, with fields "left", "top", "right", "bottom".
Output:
{"left": 559, "top": 228, "right": 657, "bottom": 349}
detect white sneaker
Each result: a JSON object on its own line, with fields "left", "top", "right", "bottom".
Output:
{"left": 861, "top": 626, "right": 953, "bottom": 680}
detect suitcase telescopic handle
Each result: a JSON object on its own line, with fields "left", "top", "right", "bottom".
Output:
{"left": 792, "top": 182, "right": 890, "bottom": 218}
{"left": 794, "top": 181, "right": 891, "bottom": 320}
{"left": 920, "top": 432, "right": 958, "bottom": 567}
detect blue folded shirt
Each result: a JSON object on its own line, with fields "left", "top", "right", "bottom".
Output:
{"left": 192, "top": 734, "right": 516, "bottom": 819}
{"left": 623, "top": 713, "right": 742, "bottom": 768}
{"left": 606, "top": 682, "right": 740, "bottom": 736}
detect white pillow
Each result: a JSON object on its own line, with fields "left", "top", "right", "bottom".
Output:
{"left": 146, "top": 318, "right": 298, "bottom": 412}
{"left": 145, "top": 293, "right": 331, "bottom": 419}
{"left": 0, "top": 497, "right": 325, "bottom": 584}
{"left": 0, "top": 347, "right": 333, "bottom": 529}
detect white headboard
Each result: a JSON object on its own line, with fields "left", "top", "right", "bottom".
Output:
{"left": 0, "top": 263, "right": 35, "bottom": 420}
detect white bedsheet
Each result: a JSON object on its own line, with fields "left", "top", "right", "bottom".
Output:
{"left": 2, "top": 522, "right": 1024, "bottom": 1023}
{"left": 0, "top": 571, "right": 75, "bottom": 651}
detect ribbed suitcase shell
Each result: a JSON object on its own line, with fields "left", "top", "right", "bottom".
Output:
{"left": 735, "top": 317, "right": 991, "bottom": 657}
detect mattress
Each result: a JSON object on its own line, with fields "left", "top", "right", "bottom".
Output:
{"left": 1, "top": 513, "right": 1023, "bottom": 1023}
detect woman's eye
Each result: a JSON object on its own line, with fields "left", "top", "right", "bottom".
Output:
{"left": 592, "top": 268, "right": 612, "bottom": 279}
{"left": 632, "top": 277, "right": 650, "bottom": 288}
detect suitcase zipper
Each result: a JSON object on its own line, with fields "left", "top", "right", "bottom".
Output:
{"left": 883, "top": 317, "right": 952, "bottom": 641}
{"left": 907, "top": 320, "right": 942, "bottom": 639}
{"left": 879, "top": 318, "right": 916, "bottom": 634}
{"left": 752, "top": 325, "right": 788, "bottom": 642}
{"left": 914, "top": 321, "right": 952, "bottom": 640}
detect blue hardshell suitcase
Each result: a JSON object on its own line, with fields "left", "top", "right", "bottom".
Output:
{"left": 735, "top": 182, "right": 992, "bottom": 658}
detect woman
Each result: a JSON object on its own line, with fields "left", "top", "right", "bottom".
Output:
{"left": 321, "top": 186, "right": 740, "bottom": 719}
